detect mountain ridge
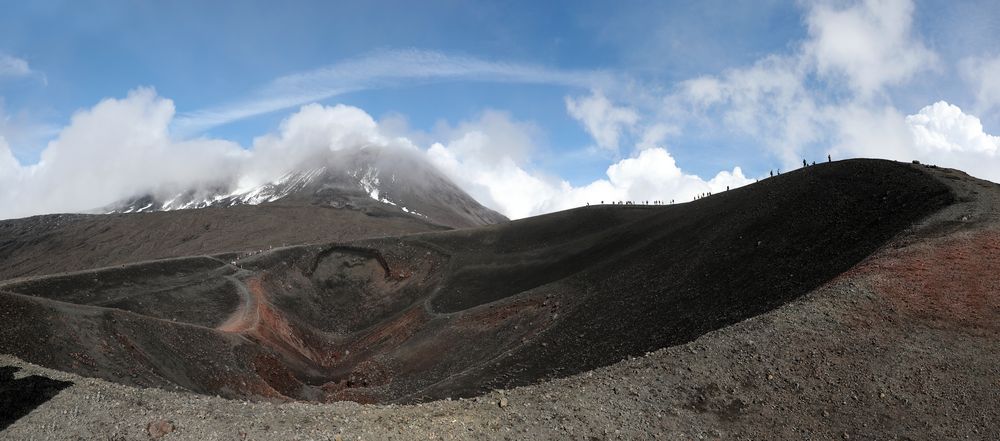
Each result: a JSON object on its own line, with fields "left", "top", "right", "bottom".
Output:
{"left": 104, "top": 145, "right": 508, "bottom": 229}
{"left": 0, "top": 159, "right": 959, "bottom": 404}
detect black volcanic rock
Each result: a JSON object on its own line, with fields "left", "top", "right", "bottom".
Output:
{"left": 0, "top": 159, "right": 957, "bottom": 404}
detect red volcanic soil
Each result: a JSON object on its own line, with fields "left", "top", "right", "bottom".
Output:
{"left": 0, "top": 159, "right": 963, "bottom": 404}
{"left": 855, "top": 227, "right": 1000, "bottom": 335}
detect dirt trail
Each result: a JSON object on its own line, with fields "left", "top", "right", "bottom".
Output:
{"left": 3, "top": 162, "right": 998, "bottom": 438}
{"left": 215, "top": 276, "right": 259, "bottom": 334}
{"left": 2, "top": 162, "right": 999, "bottom": 439}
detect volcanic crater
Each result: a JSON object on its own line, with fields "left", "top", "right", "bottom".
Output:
{"left": 0, "top": 159, "right": 957, "bottom": 404}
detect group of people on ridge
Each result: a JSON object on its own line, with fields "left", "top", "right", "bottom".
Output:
{"left": 590, "top": 154, "right": 834, "bottom": 207}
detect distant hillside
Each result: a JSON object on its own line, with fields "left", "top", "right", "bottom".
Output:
{"left": 104, "top": 145, "right": 507, "bottom": 229}
{"left": 0, "top": 145, "right": 507, "bottom": 280}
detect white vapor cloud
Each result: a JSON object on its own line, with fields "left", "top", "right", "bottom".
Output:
{"left": 0, "top": 87, "right": 753, "bottom": 221}
{"left": 961, "top": 55, "right": 1000, "bottom": 115}
{"left": 1, "top": 88, "right": 246, "bottom": 218}
{"left": 565, "top": 90, "right": 638, "bottom": 153}
{"left": 0, "top": 101, "right": 60, "bottom": 159}
{"left": 9, "top": 0, "right": 1000, "bottom": 222}
{"left": 901, "top": 101, "right": 1000, "bottom": 180}
{"left": 0, "top": 90, "right": 399, "bottom": 219}
{"left": 0, "top": 54, "right": 32, "bottom": 77}
{"left": 805, "top": 0, "right": 937, "bottom": 97}
{"left": 425, "top": 111, "right": 751, "bottom": 219}
{"left": 677, "top": 54, "right": 819, "bottom": 165}
{"left": 825, "top": 100, "right": 1000, "bottom": 183}
{"left": 174, "top": 49, "right": 613, "bottom": 136}
{"left": 662, "top": 0, "right": 990, "bottom": 175}
{"left": 907, "top": 101, "right": 999, "bottom": 155}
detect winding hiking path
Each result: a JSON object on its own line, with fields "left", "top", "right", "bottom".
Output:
{"left": 216, "top": 275, "right": 260, "bottom": 333}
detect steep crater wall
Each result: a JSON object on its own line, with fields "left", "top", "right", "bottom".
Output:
{"left": 0, "top": 160, "right": 955, "bottom": 404}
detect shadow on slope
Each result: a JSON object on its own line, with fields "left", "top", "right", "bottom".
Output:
{"left": 0, "top": 366, "right": 73, "bottom": 430}
{"left": 0, "top": 159, "right": 954, "bottom": 404}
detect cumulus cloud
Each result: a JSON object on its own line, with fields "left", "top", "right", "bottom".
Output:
{"left": 239, "top": 103, "right": 396, "bottom": 189}
{"left": 907, "top": 101, "right": 1000, "bottom": 155}
{"left": 805, "top": 0, "right": 937, "bottom": 97}
{"left": 0, "top": 90, "right": 435, "bottom": 219}
{"left": 901, "top": 101, "right": 1000, "bottom": 181}
{"left": 425, "top": 111, "right": 751, "bottom": 219}
{"left": 677, "top": 55, "right": 820, "bottom": 165}
{"left": 565, "top": 90, "right": 639, "bottom": 153}
{"left": 665, "top": 0, "right": 947, "bottom": 170}
{"left": 600, "top": 0, "right": 1000, "bottom": 188}
{"left": 1, "top": 87, "right": 751, "bottom": 220}
{"left": 822, "top": 100, "right": 1000, "bottom": 183}
{"left": 0, "top": 88, "right": 246, "bottom": 219}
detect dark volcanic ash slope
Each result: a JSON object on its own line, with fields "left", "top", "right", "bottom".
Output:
{"left": 0, "top": 159, "right": 955, "bottom": 405}
{"left": 0, "top": 146, "right": 507, "bottom": 280}
{"left": 0, "top": 204, "right": 445, "bottom": 281}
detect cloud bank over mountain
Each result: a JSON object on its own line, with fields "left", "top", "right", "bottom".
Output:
{"left": 2, "top": 0, "right": 1000, "bottom": 221}
{"left": 0, "top": 88, "right": 749, "bottom": 220}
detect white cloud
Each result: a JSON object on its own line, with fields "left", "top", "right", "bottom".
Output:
{"left": 0, "top": 137, "right": 21, "bottom": 211}
{"left": 663, "top": 0, "right": 942, "bottom": 170}
{"left": 826, "top": 103, "right": 914, "bottom": 161}
{"left": 676, "top": 55, "right": 820, "bottom": 165}
{"left": 900, "top": 102, "right": 1000, "bottom": 182}
{"left": 0, "top": 54, "right": 31, "bottom": 77}
{"left": 805, "top": 0, "right": 937, "bottom": 97}
{"left": 827, "top": 100, "right": 1000, "bottom": 183}
{"left": 565, "top": 90, "right": 639, "bottom": 153}
{"left": 635, "top": 123, "right": 678, "bottom": 151}
{"left": 960, "top": 55, "right": 1000, "bottom": 115}
{"left": 174, "top": 49, "right": 613, "bottom": 136}
{"left": 240, "top": 103, "right": 391, "bottom": 188}
{"left": 0, "top": 101, "right": 60, "bottom": 161}
{"left": 0, "top": 88, "right": 246, "bottom": 219}
{"left": 0, "top": 85, "right": 756, "bottom": 221}
{"left": 432, "top": 109, "right": 540, "bottom": 165}
{"left": 906, "top": 101, "right": 999, "bottom": 155}
{"left": 425, "top": 111, "right": 752, "bottom": 219}
{"left": 427, "top": 142, "right": 556, "bottom": 219}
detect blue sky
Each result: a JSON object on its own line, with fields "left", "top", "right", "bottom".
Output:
{"left": 2, "top": 0, "right": 1000, "bottom": 219}
{"left": 0, "top": 1, "right": 802, "bottom": 172}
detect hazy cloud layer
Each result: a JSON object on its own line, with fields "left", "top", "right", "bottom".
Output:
{"left": 0, "top": 88, "right": 752, "bottom": 220}
{"left": 425, "top": 110, "right": 750, "bottom": 219}
{"left": 174, "top": 49, "right": 614, "bottom": 136}
{"left": 4, "top": 0, "right": 1000, "bottom": 221}
{"left": 805, "top": 0, "right": 937, "bottom": 97}
{"left": 1, "top": 89, "right": 247, "bottom": 219}
{"left": 0, "top": 54, "right": 31, "bottom": 77}
{"left": 565, "top": 91, "right": 638, "bottom": 154}
{"left": 961, "top": 54, "right": 1000, "bottom": 115}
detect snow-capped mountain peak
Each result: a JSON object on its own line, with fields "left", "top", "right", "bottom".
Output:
{"left": 105, "top": 146, "right": 507, "bottom": 229}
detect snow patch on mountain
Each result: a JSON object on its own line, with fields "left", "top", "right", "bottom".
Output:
{"left": 108, "top": 165, "right": 413, "bottom": 214}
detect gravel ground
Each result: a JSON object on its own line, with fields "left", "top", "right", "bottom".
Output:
{"left": 3, "top": 164, "right": 999, "bottom": 440}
